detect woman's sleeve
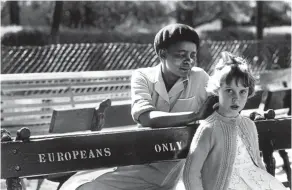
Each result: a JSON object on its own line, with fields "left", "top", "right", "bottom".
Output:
{"left": 131, "top": 70, "right": 156, "bottom": 122}
{"left": 183, "top": 122, "right": 214, "bottom": 190}
{"left": 199, "top": 69, "right": 211, "bottom": 101}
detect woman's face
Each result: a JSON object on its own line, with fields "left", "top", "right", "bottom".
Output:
{"left": 162, "top": 41, "right": 197, "bottom": 78}
{"left": 217, "top": 78, "right": 249, "bottom": 117}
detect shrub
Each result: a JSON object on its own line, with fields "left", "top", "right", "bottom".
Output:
{"left": 1, "top": 26, "right": 290, "bottom": 46}
{"left": 1, "top": 26, "right": 50, "bottom": 46}
{"left": 1, "top": 26, "right": 156, "bottom": 46}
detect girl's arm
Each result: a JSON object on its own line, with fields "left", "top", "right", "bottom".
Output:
{"left": 250, "top": 120, "right": 267, "bottom": 170}
{"left": 183, "top": 123, "right": 214, "bottom": 190}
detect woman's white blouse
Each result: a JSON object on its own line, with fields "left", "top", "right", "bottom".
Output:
{"left": 227, "top": 133, "right": 286, "bottom": 190}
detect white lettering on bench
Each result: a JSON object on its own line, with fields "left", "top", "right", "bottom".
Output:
{"left": 37, "top": 148, "right": 112, "bottom": 163}
{"left": 154, "top": 141, "right": 183, "bottom": 153}
{"left": 38, "top": 154, "right": 46, "bottom": 163}
{"left": 48, "top": 153, "right": 55, "bottom": 162}
{"left": 64, "top": 152, "right": 72, "bottom": 160}
{"left": 57, "top": 152, "right": 64, "bottom": 161}
{"left": 80, "top": 150, "right": 87, "bottom": 159}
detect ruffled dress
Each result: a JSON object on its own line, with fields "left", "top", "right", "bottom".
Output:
{"left": 227, "top": 133, "right": 286, "bottom": 190}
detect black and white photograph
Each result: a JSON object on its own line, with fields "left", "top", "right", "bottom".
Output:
{"left": 1, "top": 1, "right": 291, "bottom": 190}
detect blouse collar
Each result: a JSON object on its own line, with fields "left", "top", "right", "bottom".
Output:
{"left": 213, "top": 111, "right": 242, "bottom": 125}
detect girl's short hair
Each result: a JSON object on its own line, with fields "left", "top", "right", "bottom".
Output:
{"left": 206, "top": 51, "right": 256, "bottom": 97}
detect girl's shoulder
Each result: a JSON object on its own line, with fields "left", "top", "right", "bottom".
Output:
{"left": 239, "top": 115, "right": 258, "bottom": 136}
{"left": 196, "top": 121, "right": 215, "bottom": 140}
{"left": 203, "top": 112, "right": 224, "bottom": 127}
{"left": 197, "top": 117, "right": 221, "bottom": 143}
{"left": 240, "top": 115, "right": 256, "bottom": 127}
{"left": 198, "top": 118, "right": 217, "bottom": 132}
{"left": 198, "top": 120, "right": 213, "bottom": 128}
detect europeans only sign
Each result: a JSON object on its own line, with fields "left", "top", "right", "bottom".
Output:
{"left": 1, "top": 126, "right": 196, "bottom": 178}
{"left": 38, "top": 148, "right": 112, "bottom": 163}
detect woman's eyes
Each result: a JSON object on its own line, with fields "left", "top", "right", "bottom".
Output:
{"left": 176, "top": 54, "right": 185, "bottom": 58}
{"left": 174, "top": 53, "right": 196, "bottom": 59}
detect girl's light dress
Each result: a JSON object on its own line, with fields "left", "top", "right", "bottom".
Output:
{"left": 227, "top": 133, "right": 286, "bottom": 190}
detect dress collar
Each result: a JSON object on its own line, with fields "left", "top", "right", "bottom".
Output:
{"left": 213, "top": 111, "right": 241, "bottom": 125}
{"left": 154, "top": 62, "right": 190, "bottom": 84}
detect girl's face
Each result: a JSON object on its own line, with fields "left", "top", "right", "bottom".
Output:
{"left": 162, "top": 41, "right": 197, "bottom": 78}
{"left": 217, "top": 78, "right": 249, "bottom": 117}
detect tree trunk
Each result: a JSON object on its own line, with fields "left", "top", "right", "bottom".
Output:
{"left": 256, "top": 1, "right": 264, "bottom": 69}
{"left": 51, "top": 1, "right": 63, "bottom": 44}
{"left": 9, "top": 1, "right": 20, "bottom": 25}
{"left": 176, "top": 9, "right": 194, "bottom": 26}
{"left": 256, "top": 1, "right": 263, "bottom": 40}
{"left": 176, "top": 2, "right": 194, "bottom": 27}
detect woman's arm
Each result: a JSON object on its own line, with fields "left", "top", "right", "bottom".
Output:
{"left": 138, "top": 110, "right": 196, "bottom": 128}
{"left": 183, "top": 123, "right": 214, "bottom": 190}
{"left": 138, "top": 96, "right": 217, "bottom": 128}
{"left": 131, "top": 69, "right": 217, "bottom": 128}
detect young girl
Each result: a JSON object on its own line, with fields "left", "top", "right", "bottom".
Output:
{"left": 183, "top": 51, "right": 286, "bottom": 190}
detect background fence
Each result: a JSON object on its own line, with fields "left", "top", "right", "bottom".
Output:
{"left": 1, "top": 40, "right": 291, "bottom": 131}
{"left": 1, "top": 40, "right": 291, "bottom": 74}
{"left": 199, "top": 40, "right": 291, "bottom": 74}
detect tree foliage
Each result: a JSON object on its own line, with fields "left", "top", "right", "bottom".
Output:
{"left": 60, "top": 1, "right": 173, "bottom": 30}
{"left": 176, "top": 1, "right": 291, "bottom": 27}
{"left": 1, "top": 1, "right": 290, "bottom": 31}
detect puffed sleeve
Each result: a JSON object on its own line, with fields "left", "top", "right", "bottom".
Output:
{"left": 197, "top": 68, "right": 212, "bottom": 105}
{"left": 202, "top": 69, "right": 213, "bottom": 98}
{"left": 183, "top": 122, "right": 214, "bottom": 190}
{"left": 131, "top": 70, "right": 156, "bottom": 123}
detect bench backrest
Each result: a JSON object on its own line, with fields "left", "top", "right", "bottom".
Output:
{"left": 260, "top": 68, "right": 291, "bottom": 92}
{"left": 259, "top": 68, "right": 291, "bottom": 111}
{"left": 1, "top": 70, "right": 132, "bottom": 127}
{"left": 49, "top": 100, "right": 134, "bottom": 134}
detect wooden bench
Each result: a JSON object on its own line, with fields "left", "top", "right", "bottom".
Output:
{"left": 1, "top": 70, "right": 133, "bottom": 128}
{"left": 259, "top": 68, "right": 291, "bottom": 188}
{"left": 1, "top": 115, "right": 291, "bottom": 189}
{"left": 45, "top": 98, "right": 112, "bottom": 189}
{"left": 240, "top": 68, "right": 292, "bottom": 188}
{"left": 1, "top": 98, "right": 113, "bottom": 189}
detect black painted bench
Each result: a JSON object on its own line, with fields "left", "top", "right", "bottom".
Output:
{"left": 1, "top": 115, "right": 291, "bottom": 189}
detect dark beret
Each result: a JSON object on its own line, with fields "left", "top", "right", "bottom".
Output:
{"left": 154, "top": 23, "right": 200, "bottom": 55}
